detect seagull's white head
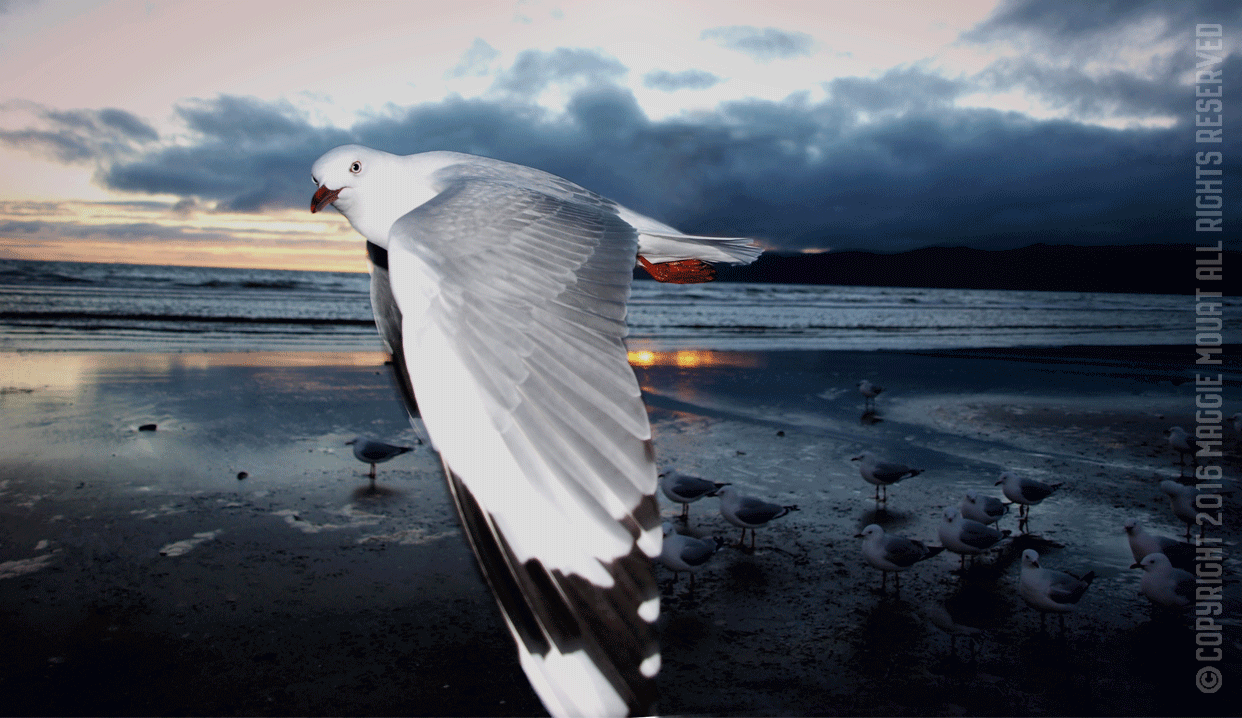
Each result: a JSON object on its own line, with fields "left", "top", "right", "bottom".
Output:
{"left": 943, "top": 508, "right": 959, "bottom": 523}
{"left": 311, "top": 144, "right": 418, "bottom": 248}
{"left": 1022, "top": 549, "right": 1040, "bottom": 568}
{"left": 1138, "top": 553, "right": 1169, "bottom": 571}
{"left": 857, "top": 524, "right": 883, "bottom": 541}
{"left": 964, "top": 490, "right": 979, "bottom": 502}
{"left": 1123, "top": 518, "right": 1140, "bottom": 535}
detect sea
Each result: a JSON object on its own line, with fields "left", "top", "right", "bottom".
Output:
{"left": 0, "top": 257, "right": 1236, "bottom": 353}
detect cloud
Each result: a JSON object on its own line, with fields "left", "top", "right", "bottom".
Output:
{"left": 0, "top": 103, "right": 159, "bottom": 163}
{"left": 643, "top": 69, "right": 720, "bottom": 91}
{"left": 22, "top": 36, "right": 1239, "bottom": 254}
{"left": 446, "top": 38, "right": 500, "bottom": 79}
{"left": 701, "top": 26, "right": 815, "bottom": 61}
{"left": 966, "top": 0, "right": 1242, "bottom": 43}
{"left": 490, "top": 47, "right": 627, "bottom": 98}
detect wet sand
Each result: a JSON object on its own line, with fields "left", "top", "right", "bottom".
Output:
{"left": 0, "top": 346, "right": 1238, "bottom": 716}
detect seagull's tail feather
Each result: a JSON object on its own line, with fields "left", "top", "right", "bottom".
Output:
{"left": 641, "top": 231, "right": 763, "bottom": 265}
{"left": 441, "top": 459, "right": 660, "bottom": 717}
{"left": 923, "top": 545, "right": 947, "bottom": 561}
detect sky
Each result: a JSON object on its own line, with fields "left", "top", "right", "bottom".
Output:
{"left": 0, "top": 0, "right": 1238, "bottom": 272}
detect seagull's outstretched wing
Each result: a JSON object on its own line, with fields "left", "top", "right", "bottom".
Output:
{"left": 386, "top": 175, "right": 661, "bottom": 717}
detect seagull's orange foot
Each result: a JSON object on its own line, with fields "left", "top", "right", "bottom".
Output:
{"left": 638, "top": 256, "right": 717, "bottom": 283}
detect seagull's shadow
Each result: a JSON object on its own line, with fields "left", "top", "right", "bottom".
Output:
{"left": 857, "top": 507, "right": 916, "bottom": 532}
{"left": 351, "top": 482, "right": 403, "bottom": 502}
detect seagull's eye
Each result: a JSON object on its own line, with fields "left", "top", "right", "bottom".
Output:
{"left": 350, "top": 161, "right": 362, "bottom": 174}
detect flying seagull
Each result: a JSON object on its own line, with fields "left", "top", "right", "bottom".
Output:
{"left": 311, "top": 144, "right": 760, "bottom": 717}
{"left": 346, "top": 436, "right": 413, "bottom": 479}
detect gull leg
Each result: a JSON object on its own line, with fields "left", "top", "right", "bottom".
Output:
{"left": 681, "top": 503, "right": 689, "bottom": 522}
{"left": 369, "top": 463, "right": 377, "bottom": 479}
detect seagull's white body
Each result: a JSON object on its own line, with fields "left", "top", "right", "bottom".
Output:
{"left": 1159, "top": 480, "right": 1200, "bottom": 533}
{"left": 996, "top": 471, "right": 1060, "bottom": 507}
{"left": 715, "top": 485, "right": 798, "bottom": 549}
{"left": 938, "top": 508, "right": 1006, "bottom": 556}
{"left": 310, "top": 144, "right": 761, "bottom": 717}
{"left": 1123, "top": 519, "right": 1193, "bottom": 569}
{"left": 1018, "top": 549, "right": 1094, "bottom": 614}
{"left": 852, "top": 451, "right": 922, "bottom": 508}
{"left": 1165, "top": 425, "right": 1198, "bottom": 460}
{"left": 852, "top": 451, "right": 921, "bottom": 487}
{"left": 346, "top": 436, "right": 413, "bottom": 479}
{"left": 856, "top": 524, "right": 943, "bottom": 592}
{"left": 1135, "top": 552, "right": 1195, "bottom": 610}
{"left": 959, "top": 490, "right": 1008, "bottom": 525}
{"left": 657, "top": 522, "right": 724, "bottom": 577}
{"left": 659, "top": 469, "right": 728, "bottom": 520}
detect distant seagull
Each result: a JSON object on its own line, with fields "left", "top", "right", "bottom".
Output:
{"left": 857, "top": 379, "right": 884, "bottom": 411}
{"left": 852, "top": 451, "right": 923, "bottom": 509}
{"left": 1159, "top": 480, "right": 1202, "bottom": 539}
{"left": 1133, "top": 552, "right": 1195, "bottom": 611}
{"left": 1165, "top": 426, "right": 1199, "bottom": 466}
{"left": 855, "top": 524, "right": 945, "bottom": 594}
{"left": 659, "top": 469, "right": 729, "bottom": 522}
{"left": 346, "top": 436, "right": 414, "bottom": 479}
{"left": 939, "top": 508, "right": 1009, "bottom": 571}
{"left": 1018, "top": 549, "right": 1095, "bottom": 631}
{"left": 715, "top": 486, "right": 799, "bottom": 551}
{"left": 1123, "top": 519, "right": 1195, "bottom": 571}
{"left": 657, "top": 522, "right": 726, "bottom": 591}
{"left": 996, "top": 471, "right": 1062, "bottom": 533}
{"left": 959, "top": 490, "right": 1009, "bottom": 526}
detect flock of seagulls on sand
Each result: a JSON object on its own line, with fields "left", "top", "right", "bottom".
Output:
{"left": 645, "top": 374, "right": 1224, "bottom": 663}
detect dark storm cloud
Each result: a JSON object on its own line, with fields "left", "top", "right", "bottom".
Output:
{"left": 0, "top": 104, "right": 159, "bottom": 163}
{"left": 28, "top": 9, "right": 1237, "bottom": 255}
{"left": 701, "top": 26, "right": 815, "bottom": 61}
{"left": 643, "top": 69, "right": 721, "bottom": 91}
{"left": 966, "top": 0, "right": 1242, "bottom": 43}
{"left": 491, "top": 48, "right": 627, "bottom": 97}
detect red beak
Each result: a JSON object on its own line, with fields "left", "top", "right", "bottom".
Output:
{"left": 311, "top": 185, "right": 342, "bottom": 213}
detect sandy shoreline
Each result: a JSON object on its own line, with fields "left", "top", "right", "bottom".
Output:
{"left": 1, "top": 346, "right": 1238, "bottom": 716}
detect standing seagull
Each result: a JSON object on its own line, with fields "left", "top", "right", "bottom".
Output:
{"left": 855, "top": 524, "right": 945, "bottom": 594}
{"left": 1018, "top": 549, "right": 1095, "bottom": 632}
{"left": 959, "top": 490, "right": 1009, "bottom": 526}
{"left": 311, "top": 144, "right": 760, "bottom": 717}
{"left": 715, "top": 486, "right": 799, "bottom": 551}
{"left": 657, "top": 522, "right": 726, "bottom": 591}
{"left": 1122, "top": 519, "right": 1195, "bottom": 571}
{"left": 346, "top": 436, "right": 413, "bottom": 480}
{"left": 1133, "top": 552, "right": 1196, "bottom": 611}
{"left": 857, "top": 379, "right": 884, "bottom": 412}
{"left": 1158, "top": 480, "right": 1202, "bottom": 540}
{"left": 939, "top": 508, "right": 1009, "bottom": 571}
{"left": 996, "top": 471, "right": 1062, "bottom": 533}
{"left": 1164, "top": 426, "right": 1200, "bottom": 466}
{"left": 659, "top": 469, "right": 729, "bottom": 522}
{"left": 852, "top": 451, "right": 923, "bottom": 510}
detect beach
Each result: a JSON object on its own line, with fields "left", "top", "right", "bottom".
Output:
{"left": 1, "top": 346, "right": 1238, "bottom": 716}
